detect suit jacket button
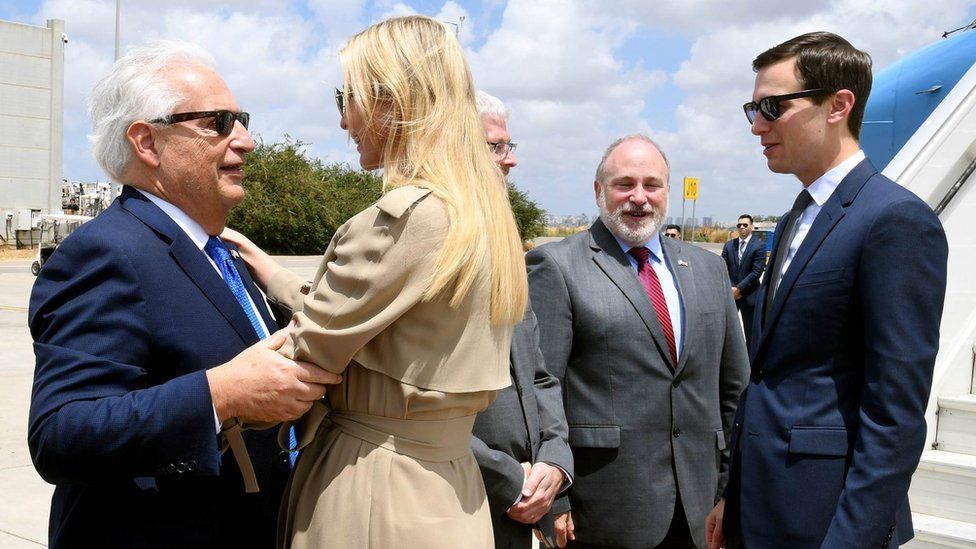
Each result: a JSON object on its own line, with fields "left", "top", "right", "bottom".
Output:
{"left": 175, "top": 462, "right": 187, "bottom": 474}
{"left": 672, "top": 427, "right": 681, "bottom": 438}
{"left": 672, "top": 378, "right": 681, "bottom": 388}
{"left": 186, "top": 460, "right": 197, "bottom": 472}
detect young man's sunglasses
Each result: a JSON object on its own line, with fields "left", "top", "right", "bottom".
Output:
{"left": 736, "top": 223, "right": 750, "bottom": 228}
{"left": 151, "top": 110, "right": 250, "bottom": 136}
{"left": 742, "top": 88, "right": 832, "bottom": 124}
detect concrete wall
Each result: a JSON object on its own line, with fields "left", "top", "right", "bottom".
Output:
{"left": 0, "top": 18, "right": 65, "bottom": 237}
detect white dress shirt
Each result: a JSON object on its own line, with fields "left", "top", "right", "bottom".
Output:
{"left": 612, "top": 233, "right": 684, "bottom": 359}
{"left": 778, "top": 150, "right": 865, "bottom": 283}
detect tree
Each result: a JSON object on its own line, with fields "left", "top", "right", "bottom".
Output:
{"left": 507, "top": 181, "right": 546, "bottom": 242}
{"left": 228, "top": 139, "right": 382, "bottom": 255}
{"left": 228, "top": 139, "right": 548, "bottom": 254}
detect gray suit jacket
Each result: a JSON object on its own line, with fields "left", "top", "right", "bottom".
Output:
{"left": 472, "top": 306, "right": 574, "bottom": 549}
{"left": 526, "top": 220, "right": 749, "bottom": 549}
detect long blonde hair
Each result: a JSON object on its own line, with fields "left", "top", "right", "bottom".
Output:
{"left": 340, "top": 15, "right": 527, "bottom": 325}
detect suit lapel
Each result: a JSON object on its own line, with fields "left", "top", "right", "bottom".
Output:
{"left": 663, "top": 238, "right": 692, "bottom": 373}
{"left": 119, "top": 187, "right": 263, "bottom": 346}
{"left": 753, "top": 159, "right": 876, "bottom": 363}
{"left": 589, "top": 221, "right": 676, "bottom": 371}
{"left": 762, "top": 201, "right": 844, "bottom": 332}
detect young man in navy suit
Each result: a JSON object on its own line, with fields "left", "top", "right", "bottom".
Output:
{"left": 706, "top": 32, "right": 948, "bottom": 549}
{"left": 28, "top": 43, "right": 340, "bottom": 548}
{"left": 720, "top": 214, "right": 765, "bottom": 348}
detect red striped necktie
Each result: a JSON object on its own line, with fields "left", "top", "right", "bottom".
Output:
{"left": 628, "top": 247, "right": 677, "bottom": 367}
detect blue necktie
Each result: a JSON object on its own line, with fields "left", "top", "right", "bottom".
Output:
{"left": 205, "top": 236, "right": 299, "bottom": 466}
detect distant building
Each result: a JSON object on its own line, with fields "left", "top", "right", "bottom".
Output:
{"left": 702, "top": 216, "right": 713, "bottom": 227}
{"left": 545, "top": 213, "right": 596, "bottom": 227}
{"left": 0, "top": 18, "right": 66, "bottom": 245}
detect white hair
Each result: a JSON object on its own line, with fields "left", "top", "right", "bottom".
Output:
{"left": 475, "top": 90, "right": 509, "bottom": 120}
{"left": 88, "top": 41, "right": 216, "bottom": 182}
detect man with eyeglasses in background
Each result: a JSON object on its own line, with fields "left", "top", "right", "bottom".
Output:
{"left": 705, "top": 32, "right": 948, "bottom": 549}
{"left": 470, "top": 90, "right": 574, "bottom": 549}
{"left": 27, "top": 42, "right": 341, "bottom": 548}
{"left": 720, "top": 215, "right": 765, "bottom": 348}
{"left": 478, "top": 90, "right": 519, "bottom": 175}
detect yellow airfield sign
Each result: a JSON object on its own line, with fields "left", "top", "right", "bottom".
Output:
{"left": 683, "top": 177, "right": 699, "bottom": 201}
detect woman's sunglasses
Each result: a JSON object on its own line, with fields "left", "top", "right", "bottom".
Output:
{"left": 335, "top": 88, "right": 354, "bottom": 117}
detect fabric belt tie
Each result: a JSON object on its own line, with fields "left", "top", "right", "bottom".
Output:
{"left": 278, "top": 400, "right": 475, "bottom": 462}
{"left": 220, "top": 419, "right": 259, "bottom": 493}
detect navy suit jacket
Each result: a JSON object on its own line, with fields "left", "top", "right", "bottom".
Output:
{"left": 28, "top": 187, "right": 289, "bottom": 548}
{"left": 720, "top": 236, "right": 766, "bottom": 307}
{"left": 724, "top": 159, "right": 948, "bottom": 549}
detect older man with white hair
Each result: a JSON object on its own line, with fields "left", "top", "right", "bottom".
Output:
{"left": 27, "top": 42, "right": 340, "bottom": 548}
{"left": 526, "top": 135, "right": 749, "bottom": 548}
{"left": 470, "top": 90, "right": 574, "bottom": 549}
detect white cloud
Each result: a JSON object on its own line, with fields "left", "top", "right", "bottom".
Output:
{"left": 655, "top": 0, "right": 976, "bottom": 221}
{"left": 466, "top": 0, "right": 667, "bottom": 211}
{"left": 16, "top": 0, "right": 976, "bottom": 222}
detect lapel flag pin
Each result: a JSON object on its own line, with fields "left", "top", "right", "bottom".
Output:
{"left": 677, "top": 259, "right": 689, "bottom": 267}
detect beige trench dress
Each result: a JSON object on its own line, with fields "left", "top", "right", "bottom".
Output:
{"left": 265, "top": 186, "right": 512, "bottom": 548}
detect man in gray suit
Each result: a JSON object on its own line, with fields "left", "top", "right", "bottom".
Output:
{"left": 527, "top": 135, "right": 749, "bottom": 548}
{"left": 471, "top": 90, "right": 574, "bottom": 549}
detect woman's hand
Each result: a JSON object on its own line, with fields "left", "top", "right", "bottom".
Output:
{"left": 220, "top": 227, "right": 282, "bottom": 289}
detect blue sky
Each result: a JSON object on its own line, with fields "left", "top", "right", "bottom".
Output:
{"left": 2, "top": 0, "right": 976, "bottom": 222}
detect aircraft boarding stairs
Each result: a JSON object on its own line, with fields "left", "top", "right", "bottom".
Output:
{"left": 887, "top": 56, "right": 976, "bottom": 548}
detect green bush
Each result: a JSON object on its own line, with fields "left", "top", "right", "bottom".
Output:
{"left": 228, "top": 139, "right": 382, "bottom": 255}
{"left": 228, "top": 139, "right": 547, "bottom": 254}
{"left": 507, "top": 181, "right": 546, "bottom": 242}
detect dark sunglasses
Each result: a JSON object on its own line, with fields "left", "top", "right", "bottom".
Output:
{"left": 151, "top": 110, "right": 249, "bottom": 136}
{"left": 335, "top": 87, "right": 353, "bottom": 117}
{"left": 743, "top": 88, "right": 832, "bottom": 124}
{"left": 664, "top": 232, "right": 679, "bottom": 238}
{"left": 736, "top": 223, "right": 750, "bottom": 228}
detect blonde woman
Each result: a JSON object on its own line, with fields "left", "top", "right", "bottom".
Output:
{"left": 223, "top": 15, "right": 527, "bottom": 548}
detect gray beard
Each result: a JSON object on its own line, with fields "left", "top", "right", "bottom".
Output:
{"left": 597, "top": 188, "right": 666, "bottom": 247}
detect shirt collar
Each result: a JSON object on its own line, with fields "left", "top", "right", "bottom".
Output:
{"left": 135, "top": 188, "right": 211, "bottom": 251}
{"left": 805, "top": 149, "right": 865, "bottom": 207}
{"left": 740, "top": 234, "right": 751, "bottom": 245}
{"left": 611, "top": 231, "right": 664, "bottom": 263}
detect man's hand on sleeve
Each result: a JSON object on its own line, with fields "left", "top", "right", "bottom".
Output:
{"left": 536, "top": 510, "right": 575, "bottom": 548}
{"left": 731, "top": 286, "right": 742, "bottom": 300}
{"left": 554, "top": 511, "right": 575, "bottom": 547}
{"left": 706, "top": 498, "right": 726, "bottom": 549}
{"left": 206, "top": 329, "right": 342, "bottom": 423}
{"left": 507, "top": 462, "right": 566, "bottom": 524}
